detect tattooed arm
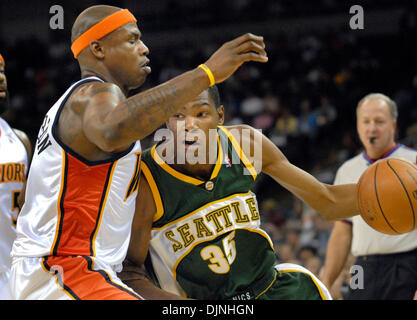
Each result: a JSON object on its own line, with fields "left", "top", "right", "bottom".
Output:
{"left": 82, "top": 70, "right": 207, "bottom": 153}
{"left": 80, "top": 33, "right": 268, "bottom": 153}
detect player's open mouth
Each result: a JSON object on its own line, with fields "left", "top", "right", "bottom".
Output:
{"left": 182, "top": 139, "right": 200, "bottom": 149}
{"left": 183, "top": 140, "right": 198, "bottom": 145}
{"left": 140, "top": 59, "right": 151, "bottom": 73}
{"left": 0, "top": 89, "right": 6, "bottom": 98}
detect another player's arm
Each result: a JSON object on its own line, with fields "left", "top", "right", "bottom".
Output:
{"left": 231, "top": 125, "right": 359, "bottom": 220}
{"left": 81, "top": 34, "right": 268, "bottom": 152}
{"left": 320, "top": 221, "right": 352, "bottom": 289}
{"left": 13, "top": 129, "right": 32, "bottom": 210}
{"left": 120, "top": 172, "right": 188, "bottom": 300}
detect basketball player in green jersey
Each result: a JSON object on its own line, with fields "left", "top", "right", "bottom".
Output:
{"left": 120, "top": 86, "right": 358, "bottom": 300}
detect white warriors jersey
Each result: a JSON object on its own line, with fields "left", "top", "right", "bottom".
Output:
{"left": 335, "top": 144, "right": 417, "bottom": 256}
{"left": 0, "top": 118, "right": 28, "bottom": 273}
{"left": 11, "top": 76, "right": 142, "bottom": 269}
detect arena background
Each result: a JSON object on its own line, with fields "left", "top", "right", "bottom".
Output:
{"left": 1, "top": 0, "right": 417, "bottom": 299}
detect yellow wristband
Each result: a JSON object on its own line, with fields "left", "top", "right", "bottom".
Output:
{"left": 198, "top": 64, "right": 215, "bottom": 86}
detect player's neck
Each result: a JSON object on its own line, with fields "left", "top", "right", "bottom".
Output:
{"left": 81, "top": 68, "right": 128, "bottom": 96}
{"left": 171, "top": 162, "right": 214, "bottom": 181}
{"left": 156, "top": 136, "right": 218, "bottom": 180}
{"left": 172, "top": 146, "right": 217, "bottom": 180}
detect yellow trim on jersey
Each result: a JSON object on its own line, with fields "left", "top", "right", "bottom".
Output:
{"left": 152, "top": 191, "right": 252, "bottom": 231}
{"left": 51, "top": 149, "right": 66, "bottom": 255}
{"left": 217, "top": 126, "right": 257, "bottom": 180}
{"left": 141, "top": 161, "right": 164, "bottom": 223}
{"left": 91, "top": 161, "right": 117, "bottom": 257}
{"left": 151, "top": 144, "right": 202, "bottom": 185}
{"left": 278, "top": 269, "right": 328, "bottom": 300}
{"left": 245, "top": 228, "right": 274, "bottom": 250}
{"left": 124, "top": 152, "right": 142, "bottom": 201}
{"left": 210, "top": 135, "right": 223, "bottom": 180}
{"left": 150, "top": 135, "right": 224, "bottom": 185}
{"left": 172, "top": 227, "right": 275, "bottom": 282}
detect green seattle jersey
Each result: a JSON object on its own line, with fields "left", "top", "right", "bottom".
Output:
{"left": 141, "top": 126, "right": 277, "bottom": 300}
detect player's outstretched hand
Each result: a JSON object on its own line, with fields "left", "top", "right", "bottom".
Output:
{"left": 204, "top": 33, "right": 268, "bottom": 84}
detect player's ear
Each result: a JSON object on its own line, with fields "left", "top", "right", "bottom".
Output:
{"left": 89, "top": 40, "right": 105, "bottom": 59}
{"left": 217, "top": 105, "right": 224, "bottom": 125}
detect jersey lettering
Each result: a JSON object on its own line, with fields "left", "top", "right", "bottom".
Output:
{"left": 0, "top": 163, "right": 25, "bottom": 183}
{"left": 37, "top": 115, "right": 52, "bottom": 155}
{"left": 125, "top": 152, "right": 142, "bottom": 201}
{"left": 164, "top": 197, "right": 259, "bottom": 253}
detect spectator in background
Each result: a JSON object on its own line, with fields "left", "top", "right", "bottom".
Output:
{"left": 252, "top": 90, "right": 281, "bottom": 134}
{"left": 263, "top": 90, "right": 281, "bottom": 116}
{"left": 297, "top": 99, "right": 319, "bottom": 166}
{"left": 282, "top": 223, "right": 302, "bottom": 260}
{"left": 239, "top": 90, "right": 264, "bottom": 122}
{"left": 316, "top": 96, "right": 337, "bottom": 133}
{"left": 298, "top": 99, "right": 318, "bottom": 140}
{"left": 270, "top": 107, "right": 299, "bottom": 159}
{"left": 305, "top": 255, "right": 322, "bottom": 277}
{"left": 253, "top": 105, "right": 275, "bottom": 134}
{"left": 298, "top": 245, "right": 318, "bottom": 266}
{"left": 312, "top": 212, "right": 334, "bottom": 258}
{"left": 260, "top": 198, "right": 285, "bottom": 229}
{"left": 276, "top": 242, "right": 298, "bottom": 264}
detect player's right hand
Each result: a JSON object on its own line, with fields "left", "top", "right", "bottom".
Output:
{"left": 204, "top": 33, "right": 268, "bottom": 84}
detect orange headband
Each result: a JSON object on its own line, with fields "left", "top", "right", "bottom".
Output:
{"left": 71, "top": 9, "right": 137, "bottom": 58}
{"left": 0, "top": 54, "right": 4, "bottom": 66}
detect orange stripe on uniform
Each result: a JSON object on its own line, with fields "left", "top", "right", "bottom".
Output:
{"left": 52, "top": 152, "right": 115, "bottom": 256}
{"left": 43, "top": 256, "right": 142, "bottom": 300}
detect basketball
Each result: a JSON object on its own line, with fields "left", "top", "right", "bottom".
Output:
{"left": 357, "top": 158, "right": 417, "bottom": 235}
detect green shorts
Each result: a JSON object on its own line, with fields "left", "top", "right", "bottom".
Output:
{"left": 258, "top": 263, "right": 332, "bottom": 300}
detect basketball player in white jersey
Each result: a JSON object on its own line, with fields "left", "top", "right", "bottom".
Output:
{"left": 9, "top": 5, "right": 269, "bottom": 299}
{"left": 320, "top": 93, "right": 417, "bottom": 299}
{"left": 0, "top": 53, "right": 32, "bottom": 299}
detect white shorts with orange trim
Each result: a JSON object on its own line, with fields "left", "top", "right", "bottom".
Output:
{"left": 9, "top": 256, "right": 144, "bottom": 300}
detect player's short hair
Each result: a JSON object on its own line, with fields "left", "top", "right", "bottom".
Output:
{"left": 207, "top": 85, "right": 221, "bottom": 109}
{"left": 356, "top": 93, "right": 398, "bottom": 121}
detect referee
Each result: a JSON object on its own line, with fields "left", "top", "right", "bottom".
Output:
{"left": 320, "top": 93, "right": 417, "bottom": 300}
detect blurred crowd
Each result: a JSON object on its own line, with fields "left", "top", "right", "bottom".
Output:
{"left": 2, "top": 0, "right": 417, "bottom": 298}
